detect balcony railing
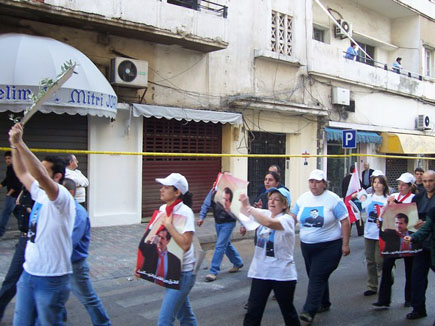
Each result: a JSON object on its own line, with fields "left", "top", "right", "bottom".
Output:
{"left": 167, "top": 0, "right": 228, "bottom": 18}
{"left": 342, "top": 52, "right": 423, "bottom": 81}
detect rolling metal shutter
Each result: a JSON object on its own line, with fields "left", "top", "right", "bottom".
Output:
{"left": 0, "top": 111, "right": 88, "bottom": 230}
{"left": 142, "top": 117, "right": 221, "bottom": 220}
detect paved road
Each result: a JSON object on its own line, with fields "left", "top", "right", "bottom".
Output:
{"left": 1, "top": 226, "right": 434, "bottom": 325}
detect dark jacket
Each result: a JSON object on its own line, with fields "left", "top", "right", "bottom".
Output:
{"left": 1, "top": 165, "right": 22, "bottom": 198}
{"left": 13, "top": 188, "right": 34, "bottom": 233}
{"left": 411, "top": 208, "right": 435, "bottom": 269}
{"left": 361, "top": 169, "right": 374, "bottom": 189}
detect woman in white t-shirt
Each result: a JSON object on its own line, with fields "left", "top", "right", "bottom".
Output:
{"left": 290, "top": 169, "right": 350, "bottom": 324}
{"left": 373, "top": 172, "right": 415, "bottom": 309}
{"left": 149, "top": 173, "right": 197, "bottom": 326}
{"left": 239, "top": 187, "right": 300, "bottom": 326}
{"left": 361, "top": 175, "right": 389, "bottom": 297}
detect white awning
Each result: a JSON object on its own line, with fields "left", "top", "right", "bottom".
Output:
{"left": 132, "top": 104, "right": 243, "bottom": 125}
{"left": 0, "top": 33, "right": 117, "bottom": 119}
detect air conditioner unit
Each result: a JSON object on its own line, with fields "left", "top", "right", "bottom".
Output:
{"left": 334, "top": 19, "right": 352, "bottom": 39}
{"left": 331, "top": 87, "right": 350, "bottom": 105}
{"left": 415, "top": 114, "right": 431, "bottom": 130}
{"left": 111, "top": 57, "right": 148, "bottom": 88}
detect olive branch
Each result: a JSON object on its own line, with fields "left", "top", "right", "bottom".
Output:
{"left": 9, "top": 60, "right": 77, "bottom": 124}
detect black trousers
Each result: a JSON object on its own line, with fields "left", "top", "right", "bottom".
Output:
{"left": 300, "top": 239, "right": 342, "bottom": 317}
{"left": 377, "top": 255, "right": 413, "bottom": 304}
{"left": 244, "top": 278, "right": 300, "bottom": 326}
{"left": 411, "top": 249, "right": 431, "bottom": 313}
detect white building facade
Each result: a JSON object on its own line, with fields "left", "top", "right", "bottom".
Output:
{"left": 0, "top": 0, "right": 433, "bottom": 226}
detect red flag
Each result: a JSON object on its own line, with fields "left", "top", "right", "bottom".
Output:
{"left": 344, "top": 166, "right": 361, "bottom": 223}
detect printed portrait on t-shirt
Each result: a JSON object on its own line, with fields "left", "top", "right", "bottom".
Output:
{"left": 28, "top": 202, "right": 42, "bottom": 243}
{"left": 300, "top": 206, "right": 324, "bottom": 228}
{"left": 366, "top": 202, "right": 384, "bottom": 224}
{"left": 256, "top": 226, "right": 275, "bottom": 257}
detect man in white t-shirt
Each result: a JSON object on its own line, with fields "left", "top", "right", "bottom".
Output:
{"left": 8, "top": 123, "right": 75, "bottom": 325}
{"left": 65, "top": 154, "right": 89, "bottom": 204}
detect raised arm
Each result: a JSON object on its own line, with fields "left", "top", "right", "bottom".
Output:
{"left": 9, "top": 123, "right": 59, "bottom": 200}
{"left": 239, "top": 193, "right": 283, "bottom": 230}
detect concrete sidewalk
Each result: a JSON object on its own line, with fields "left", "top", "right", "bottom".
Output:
{"left": 0, "top": 215, "right": 251, "bottom": 282}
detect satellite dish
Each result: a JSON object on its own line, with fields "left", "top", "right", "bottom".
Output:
{"left": 117, "top": 60, "right": 137, "bottom": 82}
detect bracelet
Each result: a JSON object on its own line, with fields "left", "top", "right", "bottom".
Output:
{"left": 10, "top": 145, "right": 17, "bottom": 149}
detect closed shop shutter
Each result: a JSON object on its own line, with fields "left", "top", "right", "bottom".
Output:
{"left": 142, "top": 117, "right": 221, "bottom": 220}
{"left": 0, "top": 111, "right": 88, "bottom": 227}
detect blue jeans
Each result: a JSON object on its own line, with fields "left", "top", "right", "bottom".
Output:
{"left": 13, "top": 271, "right": 71, "bottom": 326}
{"left": 0, "top": 236, "right": 27, "bottom": 321}
{"left": 158, "top": 271, "right": 197, "bottom": 326}
{"left": 209, "top": 222, "right": 243, "bottom": 275}
{"left": 300, "top": 239, "right": 342, "bottom": 318}
{"left": 70, "top": 259, "right": 111, "bottom": 326}
{"left": 0, "top": 195, "right": 17, "bottom": 236}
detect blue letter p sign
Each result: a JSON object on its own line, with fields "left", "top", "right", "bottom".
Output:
{"left": 342, "top": 130, "right": 357, "bottom": 149}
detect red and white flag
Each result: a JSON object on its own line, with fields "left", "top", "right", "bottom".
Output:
{"left": 344, "top": 166, "right": 362, "bottom": 223}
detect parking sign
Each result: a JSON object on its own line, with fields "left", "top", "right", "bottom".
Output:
{"left": 342, "top": 130, "right": 357, "bottom": 149}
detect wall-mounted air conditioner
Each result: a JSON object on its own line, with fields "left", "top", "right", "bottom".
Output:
{"left": 415, "top": 114, "right": 431, "bottom": 130}
{"left": 334, "top": 19, "right": 352, "bottom": 39}
{"left": 331, "top": 87, "right": 350, "bottom": 106}
{"left": 111, "top": 57, "right": 148, "bottom": 88}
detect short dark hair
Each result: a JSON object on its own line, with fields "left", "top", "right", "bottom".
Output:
{"left": 62, "top": 178, "right": 76, "bottom": 196}
{"left": 159, "top": 227, "right": 172, "bottom": 241}
{"left": 415, "top": 167, "right": 424, "bottom": 173}
{"left": 65, "top": 154, "right": 75, "bottom": 164}
{"left": 395, "top": 213, "right": 409, "bottom": 225}
{"left": 265, "top": 171, "right": 280, "bottom": 184}
{"left": 4, "top": 151, "right": 11, "bottom": 157}
{"left": 396, "top": 57, "right": 402, "bottom": 62}
{"left": 43, "top": 156, "right": 67, "bottom": 183}
{"left": 223, "top": 187, "right": 233, "bottom": 202}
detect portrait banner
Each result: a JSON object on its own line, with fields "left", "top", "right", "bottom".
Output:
{"left": 379, "top": 202, "right": 423, "bottom": 257}
{"left": 213, "top": 173, "right": 257, "bottom": 229}
{"left": 136, "top": 210, "right": 186, "bottom": 289}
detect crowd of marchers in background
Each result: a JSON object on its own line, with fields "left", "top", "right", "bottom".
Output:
{"left": 1, "top": 123, "right": 434, "bottom": 326}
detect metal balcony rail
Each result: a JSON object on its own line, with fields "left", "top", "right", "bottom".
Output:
{"left": 166, "top": 0, "right": 228, "bottom": 18}
{"left": 343, "top": 51, "right": 423, "bottom": 81}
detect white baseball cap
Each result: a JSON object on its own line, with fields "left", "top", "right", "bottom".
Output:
{"left": 372, "top": 170, "right": 384, "bottom": 177}
{"left": 396, "top": 172, "right": 415, "bottom": 184}
{"left": 156, "top": 173, "right": 189, "bottom": 194}
{"left": 308, "top": 169, "right": 327, "bottom": 181}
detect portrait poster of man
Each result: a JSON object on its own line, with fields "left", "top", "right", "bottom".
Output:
{"left": 357, "top": 189, "right": 372, "bottom": 210}
{"left": 214, "top": 172, "right": 252, "bottom": 225}
{"left": 135, "top": 210, "right": 186, "bottom": 289}
{"left": 379, "top": 202, "right": 423, "bottom": 257}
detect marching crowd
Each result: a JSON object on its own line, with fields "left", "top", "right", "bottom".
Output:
{"left": 0, "top": 121, "right": 434, "bottom": 326}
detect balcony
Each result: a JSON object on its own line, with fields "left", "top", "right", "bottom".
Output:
{"left": 0, "top": 0, "right": 228, "bottom": 53}
{"left": 308, "top": 41, "right": 435, "bottom": 104}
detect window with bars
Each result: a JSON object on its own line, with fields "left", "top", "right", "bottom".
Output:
{"left": 271, "top": 11, "right": 293, "bottom": 56}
